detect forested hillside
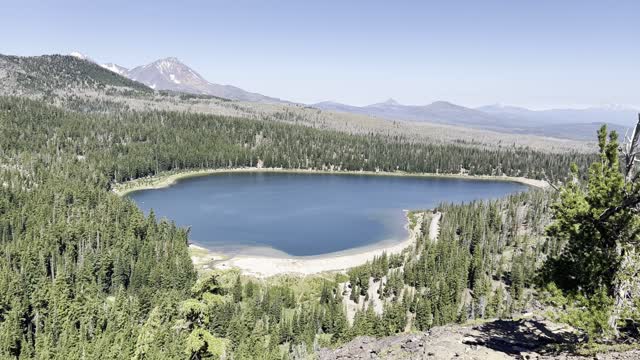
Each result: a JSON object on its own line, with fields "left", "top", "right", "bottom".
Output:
{"left": 1, "top": 95, "right": 627, "bottom": 359}
{"left": 0, "top": 54, "right": 151, "bottom": 96}
{"left": 0, "top": 97, "right": 593, "bottom": 186}
{"left": 0, "top": 54, "right": 596, "bottom": 154}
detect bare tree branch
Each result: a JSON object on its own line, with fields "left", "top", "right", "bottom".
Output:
{"left": 623, "top": 114, "right": 640, "bottom": 183}
{"left": 599, "top": 194, "right": 640, "bottom": 223}
{"left": 543, "top": 173, "right": 560, "bottom": 192}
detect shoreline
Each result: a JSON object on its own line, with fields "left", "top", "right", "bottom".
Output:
{"left": 115, "top": 167, "right": 544, "bottom": 277}
{"left": 112, "top": 167, "right": 548, "bottom": 196}
{"left": 203, "top": 211, "right": 428, "bottom": 278}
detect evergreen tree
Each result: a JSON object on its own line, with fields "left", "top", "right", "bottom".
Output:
{"left": 541, "top": 123, "right": 640, "bottom": 337}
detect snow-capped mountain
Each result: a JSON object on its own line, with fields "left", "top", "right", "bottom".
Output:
{"left": 127, "top": 57, "right": 199, "bottom": 91}
{"left": 100, "top": 63, "right": 128, "bottom": 76}
{"left": 96, "top": 55, "right": 283, "bottom": 103}
{"left": 66, "top": 52, "right": 636, "bottom": 139}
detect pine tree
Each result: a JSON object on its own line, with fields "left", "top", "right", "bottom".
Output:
{"left": 232, "top": 275, "right": 243, "bottom": 303}
{"left": 542, "top": 122, "right": 640, "bottom": 337}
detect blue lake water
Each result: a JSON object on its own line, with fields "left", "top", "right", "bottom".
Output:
{"left": 128, "top": 172, "right": 528, "bottom": 256}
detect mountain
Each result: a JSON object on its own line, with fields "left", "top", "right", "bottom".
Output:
{"left": 313, "top": 99, "right": 635, "bottom": 140}
{"left": 127, "top": 57, "right": 204, "bottom": 91}
{"left": 314, "top": 99, "right": 532, "bottom": 131}
{"left": 478, "top": 103, "right": 638, "bottom": 127}
{"left": 313, "top": 101, "right": 364, "bottom": 114}
{"left": 4, "top": 51, "right": 633, "bottom": 140}
{"left": 369, "top": 98, "right": 401, "bottom": 107}
{"left": 411, "top": 101, "right": 517, "bottom": 128}
{"left": 100, "top": 63, "right": 128, "bottom": 76}
{"left": 101, "top": 56, "right": 284, "bottom": 103}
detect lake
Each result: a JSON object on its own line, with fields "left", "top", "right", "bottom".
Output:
{"left": 128, "top": 172, "right": 528, "bottom": 256}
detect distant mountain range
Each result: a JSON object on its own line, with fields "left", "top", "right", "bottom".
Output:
{"left": 477, "top": 103, "right": 638, "bottom": 127}
{"left": 5, "top": 51, "right": 636, "bottom": 141}
{"left": 313, "top": 99, "right": 638, "bottom": 140}
{"left": 70, "top": 52, "right": 283, "bottom": 103}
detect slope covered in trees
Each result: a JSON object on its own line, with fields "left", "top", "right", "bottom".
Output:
{"left": 0, "top": 96, "right": 608, "bottom": 358}
{"left": 0, "top": 54, "right": 596, "bottom": 154}
{"left": 0, "top": 97, "right": 593, "bottom": 186}
{"left": 0, "top": 54, "right": 151, "bottom": 95}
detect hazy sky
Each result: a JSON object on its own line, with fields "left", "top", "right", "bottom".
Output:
{"left": 1, "top": 0, "right": 638, "bottom": 109}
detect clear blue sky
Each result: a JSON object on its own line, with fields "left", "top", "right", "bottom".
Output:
{"left": 1, "top": 0, "right": 638, "bottom": 109}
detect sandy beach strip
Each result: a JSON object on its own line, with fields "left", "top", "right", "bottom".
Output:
{"left": 112, "top": 167, "right": 549, "bottom": 196}
{"left": 189, "top": 244, "right": 227, "bottom": 267}
{"left": 118, "top": 167, "right": 541, "bottom": 277}
{"left": 204, "top": 212, "right": 428, "bottom": 278}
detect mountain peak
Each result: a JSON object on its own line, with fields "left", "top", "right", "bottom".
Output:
{"left": 147, "top": 57, "right": 198, "bottom": 80}
{"left": 383, "top": 98, "right": 400, "bottom": 105}
{"left": 156, "top": 56, "right": 181, "bottom": 64}
{"left": 369, "top": 98, "right": 402, "bottom": 107}
{"left": 427, "top": 100, "right": 458, "bottom": 108}
{"left": 123, "top": 57, "right": 281, "bottom": 102}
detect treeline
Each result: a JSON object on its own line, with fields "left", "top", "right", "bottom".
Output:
{"left": 0, "top": 174, "right": 196, "bottom": 357}
{"left": 344, "top": 190, "right": 552, "bottom": 333}
{"left": 0, "top": 96, "right": 585, "bottom": 358}
{"left": 1, "top": 97, "right": 593, "bottom": 189}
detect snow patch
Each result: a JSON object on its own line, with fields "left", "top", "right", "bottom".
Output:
{"left": 169, "top": 74, "right": 181, "bottom": 84}
{"left": 70, "top": 51, "right": 88, "bottom": 60}
{"left": 100, "top": 63, "right": 127, "bottom": 76}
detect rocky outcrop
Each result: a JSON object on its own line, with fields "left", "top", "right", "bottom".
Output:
{"left": 317, "top": 318, "right": 640, "bottom": 359}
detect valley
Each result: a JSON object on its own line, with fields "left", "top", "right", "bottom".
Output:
{"left": 0, "top": 51, "right": 637, "bottom": 360}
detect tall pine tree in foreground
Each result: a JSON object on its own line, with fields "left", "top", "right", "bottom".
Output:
{"left": 542, "top": 117, "right": 640, "bottom": 338}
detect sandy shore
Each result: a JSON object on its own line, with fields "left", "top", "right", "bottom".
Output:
{"left": 189, "top": 244, "right": 227, "bottom": 270}
{"left": 118, "top": 167, "right": 543, "bottom": 277}
{"left": 206, "top": 212, "right": 428, "bottom": 278}
{"left": 112, "top": 167, "right": 548, "bottom": 196}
